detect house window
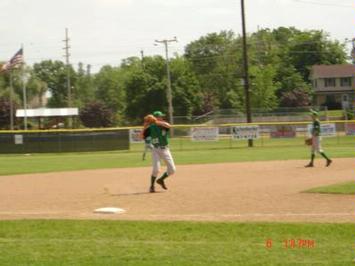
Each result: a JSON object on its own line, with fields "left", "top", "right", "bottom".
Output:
{"left": 343, "top": 94, "right": 348, "bottom": 102}
{"left": 340, "top": 77, "right": 352, "bottom": 87}
{"left": 324, "top": 78, "right": 336, "bottom": 87}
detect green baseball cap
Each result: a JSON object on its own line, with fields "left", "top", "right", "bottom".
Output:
{"left": 310, "top": 109, "right": 318, "bottom": 116}
{"left": 153, "top": 111, "right": 165, "bottom": 117}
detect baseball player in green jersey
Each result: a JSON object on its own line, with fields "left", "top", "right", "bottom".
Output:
{"left": 305, "top": 110, "right": 332, "bottom": 167}
{"left": 143, "top": 111, "right": 176, "bottom": 193}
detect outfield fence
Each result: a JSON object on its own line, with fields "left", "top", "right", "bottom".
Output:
{"left": 130, "top": 120, "right": 355, "bottom": 152}
{"left": 0, "top": 120, "right": 354, "bottom": 154}
{"left": 0, "top": 129, "right": 129, "bottom": 153}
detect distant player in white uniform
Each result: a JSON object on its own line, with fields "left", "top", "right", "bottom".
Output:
{"left": 143, "top": 111, "right": 176, "bottom": 193}
{"left": 305, "top": 110, "right": 332, "bottom": 167}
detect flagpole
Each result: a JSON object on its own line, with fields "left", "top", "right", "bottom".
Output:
{"left": 21, "top": 44, "right": 28, "bottom": 130}
{"left": 9, "top": 71, "right": 14, "bottom": 130}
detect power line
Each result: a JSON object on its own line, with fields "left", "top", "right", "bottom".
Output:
{"left": 292, "top": 0, "right": 353, "bottom": 8}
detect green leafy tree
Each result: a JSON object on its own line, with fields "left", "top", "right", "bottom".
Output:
{"left": 249, "top": 65, "right": 279, "bottom": 111}
{"left": 79, "top": 101, "right": 114, "bottom": 128}
{"left": 122, "top": 56, "right": 167, "bottom": 124}
{"left": 74, "top": 62, "right": 95, "bottom": 108}
{"left": 122, "top": 55, "right": 204, "bottom": 123}
{"left": 93, "top": 65, "right": 126, "bottom": 114}
{"left": 0, "top": 97, "right": 13, "bottom": 129}
{"left": 169, "top": 57, "right": 203, "bottom": 117}
{"left": 184, "top": 31, "right": 243, "bottom": 111}
{"left": 33, "top": 60, "right": 77, "bottom": 107}
{"left": 284, "top": 30, "right": 347, "bottom": 81}
{"left": 280, "top": 88, "right": 311, "bottom": 108}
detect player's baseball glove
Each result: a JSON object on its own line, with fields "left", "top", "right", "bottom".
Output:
{"left": 305, "top": 138, "right": 313, "bottom": 146}
{"left": 144, "top": 114, "right": 157, "bottom": 124}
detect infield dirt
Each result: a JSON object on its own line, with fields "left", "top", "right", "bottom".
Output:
{"left": 0, "top": 158, "right": 354, "bottom": 222}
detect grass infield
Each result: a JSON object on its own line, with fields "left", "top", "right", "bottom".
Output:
{"left": 0, "top": 220, "right": 353, "bottom": 266}
{"left": 0, "top": 141, "right": 353, "bottom": 175}
{"left": 305, "top": 181, "right": 355, "bottom": 195}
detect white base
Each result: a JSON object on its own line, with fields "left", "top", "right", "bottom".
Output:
{"left": 94, "top": 207, "right": 126, "bottom": 214}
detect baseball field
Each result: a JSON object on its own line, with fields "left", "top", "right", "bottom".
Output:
{"left": 0, "top": 139, "right": 354, "bottom": 265}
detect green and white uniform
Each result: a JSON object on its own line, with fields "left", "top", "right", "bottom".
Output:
{"left": 144, "top": 124, "right": 176, "bottom": 177}
{"left": 306, "top": 115, "right": 331, "bottom": 167}
{"left": 311, "top": 119, "right": 323, "bottom": 153}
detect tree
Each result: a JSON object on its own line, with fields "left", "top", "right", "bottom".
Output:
{"left": 124, "top": 66, "right": 163, "bottom": 124}
{"left": 285, "top": 30, "right": 347, "bottom": 81}
{"left": 184, "top": 31, "right": 243, "bottom": 111}
{"left": 93, "top": 65, "right": 126, "bottom": 114}
{"left": 279, "top": 88, "right": 311, "bottom": 108}
{"left": 0, "top": 97, "right": 13, "bottom": 129}
{"left": 121, "top": 55, "right": 204, "bottom": 124}
{"left": 79, "top": 101, "right": 114, "bottom": 128}
{"left": 74, "top": 62, "right": 95, "bottom": 108}
{"left": 249, "top": 65, "right": 279, "bottom": 111}
{"left": 33, "top": 60, "right": 77, "bottom": 107}
{"left": 169, "top": 57, "right": 203, "bottom": 117}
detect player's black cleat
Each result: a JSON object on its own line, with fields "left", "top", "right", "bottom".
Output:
{"left": 149, "top": 186, "right": 155, "bottom": 193}
{"left": 326, "top": 159, "right": 332, "bottom": 167}
{"left": 305, "top": 163, "right": 314, "bottom": 168}
{"left": 156, "top": 178, "right": 167, "bottom": 190}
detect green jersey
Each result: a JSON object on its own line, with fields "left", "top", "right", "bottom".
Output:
{"left": 312, "top": 119, "right": 321, "bottom": 136}
{"left": 144, "top": 124, "right": 170, "bottom": 147}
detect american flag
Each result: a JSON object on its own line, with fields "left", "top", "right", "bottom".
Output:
{"left": 1, "top": 48, "right": 24, "bottom": 72}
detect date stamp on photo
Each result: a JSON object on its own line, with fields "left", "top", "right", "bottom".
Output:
{"left": 265, "top": 239, "right": 315, "bottom": 249}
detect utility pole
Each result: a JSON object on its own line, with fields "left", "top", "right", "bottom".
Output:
{"left": 63, "top": 28, "right": 72, "bottom": 128}
{"left": 240, "top": 0, "right": 253, "bottom": 147}
{"left": 140, "top": 50, "right": 145, "bottom": 70}
{"left": 154, "top": 37, "right": 177, "bottom": 125}
{"left": 351, "top": 38, "right": 355, "bottom": 63}
{"left": 63, "top": 28, "right": 71, "bottom": 108}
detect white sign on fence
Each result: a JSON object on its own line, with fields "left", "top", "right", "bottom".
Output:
{"left": 191, "top": 127, "right": 219, "bottom": 141}
{"left": 307, "top": 123, "right": 336, "bottom": 137}
{"left": 232, "top": 125, "right": 259, "bottom": 140}
{"left": 129, "top": 128, "right": 144, "bottom": 143}
{"left": 14, "top": 134, "right": 23, "bottom": 145}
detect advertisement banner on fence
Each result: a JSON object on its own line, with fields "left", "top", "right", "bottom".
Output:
{"left": 129, "top": 128, "right": 144, "bottom": 143}
{"left": 307, "top": 123, "right": 336, "bottom": 137}
{"left": 270, "top": 125, "right": 296, "bottom": 138}
{"left": 232, "top": 125, "right": 259, "bottom": 140}
{"left": 345, "top": 123, "right": 355, "bottom": 136}
{"left": 191, "top": 127, "right": 219, "bottom": 141}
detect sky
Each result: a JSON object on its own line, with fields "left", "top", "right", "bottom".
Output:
{"left": 0, "top": 0, "right": 354, "bottom": 72}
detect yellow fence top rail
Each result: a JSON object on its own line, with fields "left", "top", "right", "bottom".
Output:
{"left": 0, "top": 120, "right": 354, "bottom": 134}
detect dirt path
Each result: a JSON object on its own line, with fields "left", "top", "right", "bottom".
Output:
{"left": 0, "top": 158, "right": 354, "bottom": 223}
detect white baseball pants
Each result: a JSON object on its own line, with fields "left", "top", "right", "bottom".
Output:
{"left": 311, "top": 136, "right": 323, "bottom": 153}
{"left": 151, "top": 147, "right": 176, "bottom": 177}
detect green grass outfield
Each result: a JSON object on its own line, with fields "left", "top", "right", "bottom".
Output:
{"left": 0, "top": 220, "right": 353, "bottom": 266}
{"left": 0, "top": 137, "right": 353, "bottom": 175}
{"left": 305, "top": 181, "right": 355, "bottom": 195}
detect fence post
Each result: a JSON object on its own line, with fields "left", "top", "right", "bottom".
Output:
{"left": 229, "top": 126, "right": 233, "bottom": 149}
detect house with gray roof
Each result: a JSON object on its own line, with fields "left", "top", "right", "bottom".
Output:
{"left": 310, "top": 64, "right": 355, "bottom": 109}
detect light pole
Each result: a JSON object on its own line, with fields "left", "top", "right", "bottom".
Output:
{"left": 21, "top": 68, "right": 29, "bottom": 130}
{"left": 351, "top": 38, "right": 355, "bottom": 111}
{"left": 240, "top": 0, "right": 253, "bottom": 147}
{"left": 154, "top": 37, "right": 177, "bottom": 125}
